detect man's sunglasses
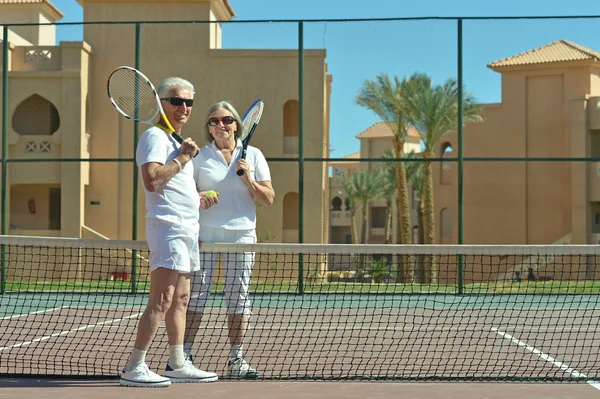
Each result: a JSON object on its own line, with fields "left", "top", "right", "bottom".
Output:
{"left": 161, "top": 97, "right": 194, "bottom": 107}
{"left": 207, "top": 116, "right": 236, "bottom": 126}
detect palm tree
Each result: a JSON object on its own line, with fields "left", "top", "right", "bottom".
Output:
{"left": 357, "top": 74, "right": 416, "bottom": 282}
{"left": 342, "top": 169, "right": 382, "bottom": 244}
{"left": 405, "top": 152, "right": 425, "bottom": 282}
{"left": 356, "top": 74, "right": 413, "bottom": 247}
{"left": 378, "top": 150, "right": 397, "bottom": 244}
{"left": 402, "top": 73, "right": 483, "bottom": 283}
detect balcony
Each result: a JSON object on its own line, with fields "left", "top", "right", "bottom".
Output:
{"left": 11, "top": 46, "right": 62, "bottom": 71}
{"left": 330, "top": 210, "right": 351, "bottom": 226}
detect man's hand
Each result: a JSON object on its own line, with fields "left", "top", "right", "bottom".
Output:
{"left": 180, "top": 137, "right": 199, "bottom": 160}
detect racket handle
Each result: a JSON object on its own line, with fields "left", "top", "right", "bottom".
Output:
{"left": 237, "top": 149, "right": 248, "bottom": 176}
{"left": 172, "top": 132, "right": 184, "bottom": 144}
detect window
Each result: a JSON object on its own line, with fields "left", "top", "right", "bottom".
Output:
{"left": 332, "top": 197, "right": 342, "bottom": 211}
{"left": 13, "top": 94, "right": 60, "bottom": 136}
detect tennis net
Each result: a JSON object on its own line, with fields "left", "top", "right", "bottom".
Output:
{"left": 1, "top": 234, "right": 600, "bottom": 381}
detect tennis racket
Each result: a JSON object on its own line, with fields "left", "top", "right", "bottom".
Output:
{"left": 236, "top": 99, "right": 264, "bottom": 176}
{"left": 107, "top": 66, "right": 184, "bottom": 144}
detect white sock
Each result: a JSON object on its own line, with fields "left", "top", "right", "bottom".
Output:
{"left": 169, "top": 344, "right": 185, "bottom": 369}
{"left": 183, "top": 342, "right": 194, "bottom": 357}
{"left": 230, "top": 344, "right": 243, "bottom": 360}
{"left": 127, "top": 348, "right": 146, "bottom": 369}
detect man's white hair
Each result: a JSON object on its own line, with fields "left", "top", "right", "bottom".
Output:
{"left": 156, "top": 77, "right": 195, "bottom": 98}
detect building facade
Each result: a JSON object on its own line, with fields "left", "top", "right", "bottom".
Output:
{"left": 0, "top": 0, "right": 332, "bottom": 244}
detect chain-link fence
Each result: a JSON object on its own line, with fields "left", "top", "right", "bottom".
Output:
{"left": 1, "top": 16, "right": 600, "bottom": 246}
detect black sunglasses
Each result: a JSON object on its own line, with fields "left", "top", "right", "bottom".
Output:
{"left": 161, "top": 97, "right": 194, "bottom": 107}
{"left": 207, "top": 116, "right": 236, "bottom": 126}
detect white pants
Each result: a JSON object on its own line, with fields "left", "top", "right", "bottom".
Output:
{"left": 146, "top": 220, "right": 200, "bottom": 273}
{"left": 188, "top": 226, "right": 256, "bottom": 315}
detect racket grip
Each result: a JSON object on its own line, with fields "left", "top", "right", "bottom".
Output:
{"left": 236, "top": 169, "right": 245, "bottom": 176}
{"left": 172, "top": 132, "right": 184, "bottom": 144}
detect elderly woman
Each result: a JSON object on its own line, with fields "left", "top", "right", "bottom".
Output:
{"left": 185, "top": 100, "right": 274, "bottom": 378}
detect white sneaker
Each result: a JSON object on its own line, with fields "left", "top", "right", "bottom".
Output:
{"left": 120, "top": 363, "right": 171, "bottom": 388}
{"left": 164, "top": 358, "right": 218, "bottom": 383}
{"left": 228, "top": 357, "right": 259, "bottom": 379}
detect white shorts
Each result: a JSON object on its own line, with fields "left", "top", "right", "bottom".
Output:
{"left": 146, "top": 220, "right": 200, "bottom": 273}
{"left": 188, "top": 226, "right": 256, "bottom": 315}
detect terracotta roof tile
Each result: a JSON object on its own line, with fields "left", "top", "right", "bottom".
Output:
{"left": 488, "top": 40, "right": 600, "bottom": 68}
{"left": 356, "top": 121, "right": 420, "bottom": 139}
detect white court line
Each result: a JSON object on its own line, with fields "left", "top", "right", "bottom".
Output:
{"left": 491, "top": 327, "right": 600, "bottom": 390}
{"left": 0, "top": 306, "right": 67, "bottom": 321}
{"left": 0, "top": 312, "right": 143, "bottom": 351}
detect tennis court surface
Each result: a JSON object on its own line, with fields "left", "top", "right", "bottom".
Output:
{"left": 1, "top": 235, "right": 600, "bottom": 392}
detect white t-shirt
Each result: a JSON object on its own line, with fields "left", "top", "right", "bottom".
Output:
{"left": 193, "top": 139, "right": 271, "bottom": 230}
{"left": 136, "top": 126, "right": 199, "bottom": 230}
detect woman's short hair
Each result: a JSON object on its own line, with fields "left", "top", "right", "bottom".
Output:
{"left": 156, "top": 77, "right": 195, "bottom": 98}
{"left": 203, "top": 101, "right": 244, "bottom": 144}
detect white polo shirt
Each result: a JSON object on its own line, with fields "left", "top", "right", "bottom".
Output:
{"left": 136, "top": 126, "right": 200, "bottom": 230}
{"left": 193, "top": 139, "right": 271, "bottom": 230}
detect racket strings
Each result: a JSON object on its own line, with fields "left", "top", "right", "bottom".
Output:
{"left": 241, "top": 105, "right": 263, "bottom": 139}
{"left": 108, "top": 69, "right": 159, "bottom": 122}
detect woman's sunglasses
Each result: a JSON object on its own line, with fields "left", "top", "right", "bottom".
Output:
{"left": 207, "top": 116, "right": 236, "bottom": 126}
{"left": 161, "top": 97, "right": 194, "bottom": 107}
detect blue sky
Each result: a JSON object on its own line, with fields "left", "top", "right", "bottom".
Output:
{"left": 51, "top": 0, "right": 600, "bottom": 157}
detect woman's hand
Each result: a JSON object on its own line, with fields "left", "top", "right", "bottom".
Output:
{"left": 235, "top": 159, "right": 251, "bottom": 178}
{"left": 199, "top": 190, "right": 219, "bottom": 209}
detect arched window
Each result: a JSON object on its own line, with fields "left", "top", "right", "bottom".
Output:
{"left": 13, "top": 94, "right": 60, "bottom": 136}
{"left": 440, "top": 142, "right": 453, "bottom": 185}
{"left": 332, "top": 196, "right": 342, "bottom": 211}
{"left": 283, "top": 99, "right": 299, "bottom": 154}
{"left": 441, "top": 142, "right": 453, "bottom": 170}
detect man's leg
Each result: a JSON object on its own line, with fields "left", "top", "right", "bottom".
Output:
{"left": 133, "top": 267, "right": 180, "bottom": 354}
{"left": 120, "top": 267, "right": 179, "bottom": 388}
{"left": 184, "top": 310, "right": 203, "bottom": 354}
{"left": 163, "top": 250, "right": 217, "bottom": 383}
{"left": 164, "top": 272, "right": 191, "bottom": 367}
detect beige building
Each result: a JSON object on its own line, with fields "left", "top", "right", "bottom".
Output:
{"left": 436, "top": 39, "right": 600, "bottom": 245}
{"left": 0, "top": 0, "right": 332, "bottom": 244}
{"left": 336, "top": 40, "right": 600, "bottom": 246}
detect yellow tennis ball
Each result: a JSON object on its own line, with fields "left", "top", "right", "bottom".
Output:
{"left": 205, "top": 190, "right": 218, "bottom": 198}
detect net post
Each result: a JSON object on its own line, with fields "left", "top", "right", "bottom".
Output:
{"left": 457, "top": 18, "right": 465, "bottom": 294}
{"left": 1, "top": 26, "right": 9, "bottom": 294}
{"left": 130, "top": 22, "right": 141, "bottom": 294}
{"left": 297, "top": 21, "right": 305, "bottom": 294}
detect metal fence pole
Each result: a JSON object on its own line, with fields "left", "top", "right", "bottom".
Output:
{"left": 131, "top": 23, "right": 141, "bottom": 294}
{"left": 1, "top": 26, "right": 9, "bottom": 294}
{"left": 457, "top": 19, "right": 465, "bottom": 294}
{"left": 298, "top": 21, "right": 305, "bottom": 294}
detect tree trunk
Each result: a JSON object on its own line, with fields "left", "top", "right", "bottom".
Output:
{"left": 360, "top": 204, "right": 368, "bottom": 244}
{"left": 350, "top": 210, "right": 358, "bottom": 245}
{"left": 384, "top": 198, "right": 392, "bottom": 244}
{"left": 415, "top": 199, "right": 426, "bottom": 283}
{"left": 422, "top": 151, "right": 437, "bottom": 284}
{"left": 393, "top": 138, "right": 413, "bottom": 283}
